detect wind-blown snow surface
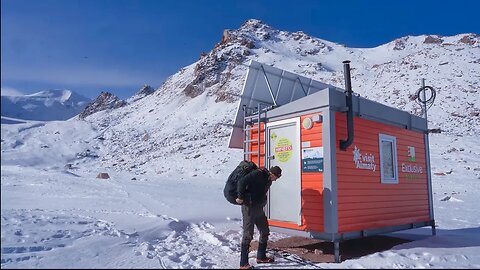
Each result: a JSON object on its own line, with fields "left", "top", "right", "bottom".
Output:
{"left": 1, "top": 90, "right": 90, "bottom": 122}
{"left": 1, "top": 119, "right": 480, "bottom": 269}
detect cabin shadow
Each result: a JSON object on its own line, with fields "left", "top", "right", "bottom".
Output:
{"left": 266, "top": 226, "right": 480, "bottom": 263}
{"left": 266, "top": 234, "right": 413, "bottom": 263}
{"left": 389, "top": 226, "right": 480, "bottom": 249}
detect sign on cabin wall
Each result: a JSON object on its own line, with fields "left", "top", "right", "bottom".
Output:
{"left": 402, "top": 146, "right": 424, "bottom": 179}
{"left": 302, "top": 147, "right": 324, "bottom": 172}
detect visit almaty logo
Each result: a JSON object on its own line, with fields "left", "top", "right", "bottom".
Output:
{"left": 352, "top": 145, "right": 376, "bottom": 172}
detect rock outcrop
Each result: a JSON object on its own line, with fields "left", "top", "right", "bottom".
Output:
{"left": 78, "top": 92, "right": 126, "bottom": 119}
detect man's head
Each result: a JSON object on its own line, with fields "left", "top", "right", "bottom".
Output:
{"left": 269, "top": 166, "right": 282, "bottom": 181}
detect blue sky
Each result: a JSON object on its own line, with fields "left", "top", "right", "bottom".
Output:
{"left": 1, "top": 0, "right": 479, "bottom": 99}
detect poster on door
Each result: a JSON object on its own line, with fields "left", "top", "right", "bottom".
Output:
{"left": 302, "top": 147, "right": 324, "bottom": 172}
{"left": 275, "top": 137, "right": 293, "bottom": 162}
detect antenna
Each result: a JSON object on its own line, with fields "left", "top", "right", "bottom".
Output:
{"left": 415, "top": 78, "right": 436, "bottom": 124}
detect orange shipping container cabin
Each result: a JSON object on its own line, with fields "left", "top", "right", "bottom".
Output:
{"left": 228, "top": 60, "right": 435, "bottom": 262}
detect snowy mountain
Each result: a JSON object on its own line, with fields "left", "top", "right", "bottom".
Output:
{"left": 80, "top": 19, "right": 479, "bottom": 177}
{"left": 1, "top": 89, "right": 91, "bottom": 122}
{"left": 1, "top": 19, "right": 480, "bottom": 269}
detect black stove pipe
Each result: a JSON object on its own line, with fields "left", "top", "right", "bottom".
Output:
{"left": 340, "top": 60, "right": 354, "bottom": 151}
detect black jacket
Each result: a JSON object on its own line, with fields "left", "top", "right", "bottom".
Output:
{"left": 237, "top": 168, "right": 272, "bottom": 206}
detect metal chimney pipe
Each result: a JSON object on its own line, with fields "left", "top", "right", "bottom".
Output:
{"left": 340, "top": 60, "right": 354, "bottom": 151}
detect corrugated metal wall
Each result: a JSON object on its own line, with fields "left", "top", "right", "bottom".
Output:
{"left": 335, "top": 113, "right": 430, "bottom": 233}
{"left": 299, "top": 114, "right": 324, "bottom": 232}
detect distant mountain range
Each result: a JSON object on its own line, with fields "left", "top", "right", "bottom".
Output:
{"left": 1, "top": 90, "right": 91, "bottom": 122}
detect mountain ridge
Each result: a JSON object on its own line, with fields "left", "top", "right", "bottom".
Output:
{"left": 24, "top": 19, "right": 480, "bottom": 177}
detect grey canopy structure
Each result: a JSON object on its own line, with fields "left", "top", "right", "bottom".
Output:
{"left": 228, "top": 60, "right": 336, "bottom": 149}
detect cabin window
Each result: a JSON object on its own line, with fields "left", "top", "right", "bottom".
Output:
{"left": 379, "top": 134, "right": 398, "bottom": 184}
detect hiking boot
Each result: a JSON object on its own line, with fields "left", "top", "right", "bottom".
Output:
{"left": 256, "top": 242, "right": 274, "bottom": 263}
{"left": 239, "top": 264, "right": 254, "bottom": 269}
{"left": 256, "top": 256, "right": 274, "bottom": 263}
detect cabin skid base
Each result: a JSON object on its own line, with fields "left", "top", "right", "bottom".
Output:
{"left": 270, "top": 220, "right": 436, "bottom": 263}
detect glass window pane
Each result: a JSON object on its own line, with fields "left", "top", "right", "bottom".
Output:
{"left": 382, "top": 141, "right": 394, "bottom": 179}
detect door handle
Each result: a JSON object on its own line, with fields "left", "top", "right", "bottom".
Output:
{"left": 268, "top": 155, "right": 275, "bottom": 160}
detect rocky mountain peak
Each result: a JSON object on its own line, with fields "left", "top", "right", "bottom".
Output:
{"left": 128, "top": 85, "right": 156, "bottom": 103}
{"left": 183, "top": 21, "right": 262, "bottom": 101}
{"left": 239, "top": 19, "right": 268, "bottom": 31}
{"left": 137, "top": 84, "right": 155, "bottom": 96}
{"left": 78, "top": 91, "right": 126, "bottom": 119}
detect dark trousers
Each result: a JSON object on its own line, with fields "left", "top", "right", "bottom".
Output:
{"left": 241, "top": 203, "right": 270, "bottom": 246}
{"left": 240, "top": 203, "right": 270, "bottom": 266}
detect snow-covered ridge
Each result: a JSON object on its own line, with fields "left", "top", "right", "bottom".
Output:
{"left": 75, "top": 19, "right": 479, "bottom": 177}
{"left": 1, "top": 89, "right": 91, "bottom": 121}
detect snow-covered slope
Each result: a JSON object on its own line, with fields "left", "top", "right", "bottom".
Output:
{"left": 1, "top": 90, "right": 91, "bottom": 122}
{"left": 80, "top": 19, "right": 479, "bottom": 177}
{"left": 1, "top": 107, "right": 479, "bottom": 269}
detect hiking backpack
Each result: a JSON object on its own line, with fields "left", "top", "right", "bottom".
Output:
{"left": 223, "top": 160, "right": 258, "bottom": 205}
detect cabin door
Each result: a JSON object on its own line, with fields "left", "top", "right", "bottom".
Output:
{"left": 266, "top": 118, "right": 301, "bottom": 225}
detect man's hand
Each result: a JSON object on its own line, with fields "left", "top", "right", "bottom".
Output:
{"left": 235, "top": 198, "right": 244, "bottom": 204}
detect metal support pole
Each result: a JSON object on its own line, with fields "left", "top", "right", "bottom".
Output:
{"left": 334, "top": 241, "right": 340, "bottom": 263}
{"left": 421, "top": 79, "right": 428, "bottom": 121}
{"left": 422, "top": 79, "right": 436, "bottom": 236}
{"left": 257, "top": 103, "right": 261, "bottom": 167}
{"left": 242, "top": 105, "right": 247, "bottom": 161}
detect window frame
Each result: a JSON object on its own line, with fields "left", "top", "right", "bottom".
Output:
{"left": 379, "top": 133, "right": 399, "bottom": 184}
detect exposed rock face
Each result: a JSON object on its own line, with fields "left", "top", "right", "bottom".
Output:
{"left": 182, "top": 19, "right": 267, "bottom": 101}
{"left": 180, "top": 19, "right": 338, "bottom": 102}
{"left": 136, "top": 85, "right": 155, "bottom": 97}
{"left": 459, "top": 34, "right": 479, "bottom": 46}
{"left": 220, "top": 29, "right": 234, "bottom": 45}
{"left": 96, "top": 173, "right": 110, "bottom": 179}
{"left": 393, "top": 37, "right": 408, "bottom": 50}
{"left": 128, "top": 85, "right": 156, "bottom": 103}
{"left": 78, "top": 92, "right": 126, "bottom": 119}
{"left": 424, "top": 35, "right": 443, "bottom": 44}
